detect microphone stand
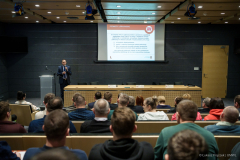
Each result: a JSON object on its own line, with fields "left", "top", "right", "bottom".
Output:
{"left": 46, "top": 66, "right": 56, "bottom": 96}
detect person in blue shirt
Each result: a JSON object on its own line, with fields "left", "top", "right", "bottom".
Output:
{"left": 68, "top": 94, "right": 95, "bottom": 120}
{"left": 205, "top": 106, "right": 240, "bottom": 134}
{"left": 28, "top": 97, "right": 77, "bottom": 133}
{"left": 24, "top": 109, "right": 87, "bottom": 160}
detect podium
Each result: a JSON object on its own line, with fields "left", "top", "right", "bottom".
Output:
{"left": 39, "top": 75, "right": 54, "bottom": 105}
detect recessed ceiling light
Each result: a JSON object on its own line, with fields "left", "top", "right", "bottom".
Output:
{"left": 221, "top": 13, "right": 225, "bottom": 14}
{"left": 117, "top": 12, "right": 121, "bottom": 14}
{"left": 35, "top": 4, "right": 40, "bottom": 7}
{"left": 198, "top": 22, "right": 201, "bottom": 23}
{"left": 117, "top": 5, "right": 121, "bottom": 7}
{"left": 152, "top": 13, "right": 155, "bottom": 14}
{"left": 82, "top": 12, "right": 85, "bottom": 13}
{"left": 25, "top": 17, "right": 28, "bottom": 19}
{"left": 144, "top": 21, "right": 147, "bottom": 23}
{"left": 56, "top": 17, "right": 60, "bottom": 19}
{"left": 63, "top": 21, "right": 66, "bottom": 22}
{"left": 177, "top": 18, "right": 181, "bottom": 19}
{"left": 148, "top": 18, "right": 150, "bottom": 19}
{"left": 118, "top": 21, "right": 119, "bottom": 22}
{"left": 11, "top": 11, "right": 15, "bottom": 13}
{"left": 198, "top": 6, "right": 203, "bottom": 8}
{"left": 225, "top": 22, "right": 228, "bottom": 23}
{"left": 47, "top": 12, "right": 51, "bottom": 14}
{"left": 158, "top": 6, "right": 161, "bottom": 8}
{"left": 171, "top": 22, "right": 174, "bottom": 23}
{"left": 90, "top": 21, "right": 93, "bottom": 22}
{"left": 76, "top": 5, "right": 80, "bottom": 7}
{"left": 36, "top": 21, "right": 39, "bottom": 23}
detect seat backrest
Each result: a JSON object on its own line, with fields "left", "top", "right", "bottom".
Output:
{"left": 174, "top": 81, "right": 183, "bottom": 85}
{"left": 90, "top": 81, "right": 99, "bottom": 85}
{"left": 126, "top": 82, "right": 136, "bottom": 85}
{"left": 9, "top": 104, "right": 32, "bottom": 126}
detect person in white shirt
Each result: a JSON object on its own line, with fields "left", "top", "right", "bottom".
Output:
{"left": 15, "top": 91, "right": 39, "bottom": 111}
{"left": 138, "top": 96, "right": 169, "bottom": 121}
{"left": 35, "top": 93, "right": 55, "bottom": 120}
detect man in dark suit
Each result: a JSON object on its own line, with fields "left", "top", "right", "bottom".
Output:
{"left": 57, "top": 59, "right": 72, "bottom": 101}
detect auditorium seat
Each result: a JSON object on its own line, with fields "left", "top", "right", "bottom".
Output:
{"left": 9, "top": 104, "right": 33, "bottom": 126}
{"left": 126, "top": 82, "right": 136, "bottom": 85}
{"left": 174, "top": 81, "right": 183, "bottom": 85}
{"left": 78, "top": 82, "right": 88, "bottom": 85}
{"left": 90, "top": 81, "right": 99, "bottom": 85}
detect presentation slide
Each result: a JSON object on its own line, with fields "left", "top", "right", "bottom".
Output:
{"left": 107, "top": 24, "right": 155, "bottom": 61}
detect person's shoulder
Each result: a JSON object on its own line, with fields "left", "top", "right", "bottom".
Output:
{"left": 71, "top": 149, "right": 88, "bottom": 160}
{"left": 24, "top": 148, "right": 41, "bottom": 160}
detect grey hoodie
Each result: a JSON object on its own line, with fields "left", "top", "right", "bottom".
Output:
{"left": 137, "top": 111, "right": 169, "bottom": 120}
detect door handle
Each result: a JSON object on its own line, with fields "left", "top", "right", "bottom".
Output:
{"left": 204, "top": 74, "right": 208, "bottom": 78}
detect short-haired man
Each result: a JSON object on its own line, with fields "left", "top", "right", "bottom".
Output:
{"left": 107, "top": 93, "right": 138, "bottom": 120}
{"left": 88, "top": 91, "right": 102, "bottom": 109}
{"left": 68, "top": 94, "right": 95, "bottom": 120}
{"left": 205, "top": 106, "right": 240, "bottom": 134}
{"left": 199, "top": 97, "right": 211, "bottom": 113}
{"left": 154, "top": 100, "right": 219, "bottom": 160}
{"left": 35, "top": 93, "right": 55, "bottom": 120}
{"left": 127, "top": 96, "right": 144, "bottom": 113}
{"left": 165, "top": 130, "right": 208, "bottom": 160}
{"left": 28, "top": 97, "right": 77, "bottom": 133}
{"left": 104, "top": 91, "right": 117, "bottom": 110}
{"left": 0, "top": 101, "right": 26, "bottom": 133}
{"left": 63, "top": 93, "right": 81, "bottom": 113}
{"left": 23, "top": 110, "right": 87, "bottom": 160}
{"left": 234, "top": 95, "right": 240, "bottom": 119}
{"left": 167, "top": 96, "right": 183, "bottom": 113}
{"left": 89, "top": 107, "right": 154, "bottom": 160}
{"left": 80, "top": 99, "right": 111, "bottom": 133}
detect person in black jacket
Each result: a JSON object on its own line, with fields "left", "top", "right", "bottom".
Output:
{"left": 168, "top": 96, "right": 183, "bottom": 113}
{"left": 198, "top": 97, "right": 211, "bottom": 113}
{"left": 80, "top": 99, "right": 111, "bottom": 133}
{"left": 89, "top": 107, "right": 154, "bottom": 160}
{"left": 127, "top": 96, "right": 144, "bottom": 113}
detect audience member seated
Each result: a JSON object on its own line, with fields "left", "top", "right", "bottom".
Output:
{"left": 229, "top": 142, "right": 240, "bottom": 160}
{"left": 68, "top": 95, "right": 95, "bottom": 120}
{"left": 80, "top": 99, "right": 111, "bottom": 133}
{"left": 104, "top": 91, "right": 117, "bottom": 110}
{"left": 234, "top": 95, "right": 240, "bottom": 117}
{"left": 108, "top": 93, "right": 138, "bottom": 120}
{"left": 204, "top": 97, "right": 224, "bottom": 121}
{"left": 165, "top": 130, "right": 208, "bottom": 160}
{"left": 35, "top": 93, "right": 55, "bottom": 120}
{"left": 136, "top": 95, "right": 144, "bottom": 106}
{"left": 138, "top": 96, "right": 169, "bottom": 120}
{"left": 63, "top": 93, "right": 81, "bottom": 113}
{"left": 0, "top": 101, "right": 26, "bottom": 133}
{"left": 29, "top": 148, "right": 81, "bottom": 160}
{"left": 167, "top": 96, "right": 183, "bottom": 113}
{"left": 205, "top": 106, "right": 240, "bottom": 134}
{"left": 127, "top": 96, "right": 144, "bottom": 113}
{"left": 23, "top": 110, "right": 87, "bottom": 160}
{"left": 199, "top": 97, "right": 211, "bottom": 113}
{"left": 15, "top": 91, "right": 38, "bottom": 111}
{"left": 182, "top": 93, "right": 191, "bottom": 100}
{"left": 0, "top": 141, "right": 21, "bottom": 160}
{"left": 156, "top": 96, "right": 171, "bottom": 109}
{"left": 88, "top": 91, "right": 102, "bottom": 109}
{"left": 28, "top": 97, "right": 77, "bottom": 133}
{"left": 89, "top": 107, "right": 154, "bottom": 160}
{"left": 154, "top": 100, "right": 219, "bottom": 160}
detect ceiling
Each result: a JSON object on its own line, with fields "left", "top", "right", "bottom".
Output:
{"left": 0, "top": 0, "right": 240, "bottom": 24}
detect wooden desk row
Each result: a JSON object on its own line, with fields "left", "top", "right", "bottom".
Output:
{"left": 0, "top": 135, "right": 239, "bottom": 160}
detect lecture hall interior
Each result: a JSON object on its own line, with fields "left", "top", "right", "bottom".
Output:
{"left": 0, "top": 0, "right": 240, "bottom": 160}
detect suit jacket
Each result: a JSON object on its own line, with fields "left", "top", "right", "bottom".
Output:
{"left": 57, "top": 65, "right": 72, "bottom": 84}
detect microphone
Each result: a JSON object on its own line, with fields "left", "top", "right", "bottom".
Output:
{"left": 45, "top": 66, "right": 48, "bottom": 70}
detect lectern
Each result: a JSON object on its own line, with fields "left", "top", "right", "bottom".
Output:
{"left": 39, "top": 75, "right": 53, "bottom": 105}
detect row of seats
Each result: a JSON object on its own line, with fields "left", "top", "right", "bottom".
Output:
{"left": 78, "top": 82, "right": 184, "bottom": 85}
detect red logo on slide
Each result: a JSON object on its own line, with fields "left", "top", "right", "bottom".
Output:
{"left": 145, "top": 26, "right": 154, "bottom": 34}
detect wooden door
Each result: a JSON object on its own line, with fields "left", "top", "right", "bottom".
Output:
{"left": 202, "top": 45, "right": 229, "bottom": 98}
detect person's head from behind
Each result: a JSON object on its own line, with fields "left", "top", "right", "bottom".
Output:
{"left": 72, "top": 93, "right": 81, "bottom": 102}
{"left": 174, "top": 96, "right": 183, "bottom": 108}
{"left": 220, "top": 106, "right": 239, "bottom": 124}
{"left": 17, "top": 91, "right": 26, "bottom": 100}
{"left": 62, "top": 59, "right": 67, "bottom": 66}
{"left": 93, "top": 99, "right": 110, "bottom": 117}
{"left": 143, "top": 96, "right": 158, "bottom": 112}
{"left": 176, "top": 100, "right": 198, "bottom": 124}
{"left": 128, "top": 96, "right": 135, "bottom": 106}
{"left": 43, "top": 93, "right": 55, "bottom": 107}
{"left": 118, "top": 93, "right": 129, "bottom": 107}
{"left": 136, "top": 96, "right": 144, "bottom": 106}
{"left": 0, "top": 101, "right": 11, "bottom": 121}
{"left": 74, "top": 95, "right": 86, "bottom": 107}
{"left": 202, "top": 97, "right": 211, "bottom": 108}
{"left": 94, "top": 91, "right": 102, "bottom": 100}
{"left": 209, "top": 97, "right": 224, "bottom": 110}
{"left": 30, "top": 148, "right": 80, "bottom": 160}
{"left": 104, "top": 92, "right": 112, "bottom": 102}
{"left": 234, "top": 95, "right": 240, "bottom": 109}
{"left": 165, "top": 130, "right": 208, "bottom": 160}
{"left": 182, "top": 94, "right": 191, "bottom": 100}
{"left": 43, "top": 109, "right": 69, "bottom": 143}
{"left": 47, "top": 97, "right": 63, "bottom": 113}
{"left": 110, "top": 107, "right": 137, "bottom": 139}
{"left": 157, "top": 96, "right": 166, "bottom": 105}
